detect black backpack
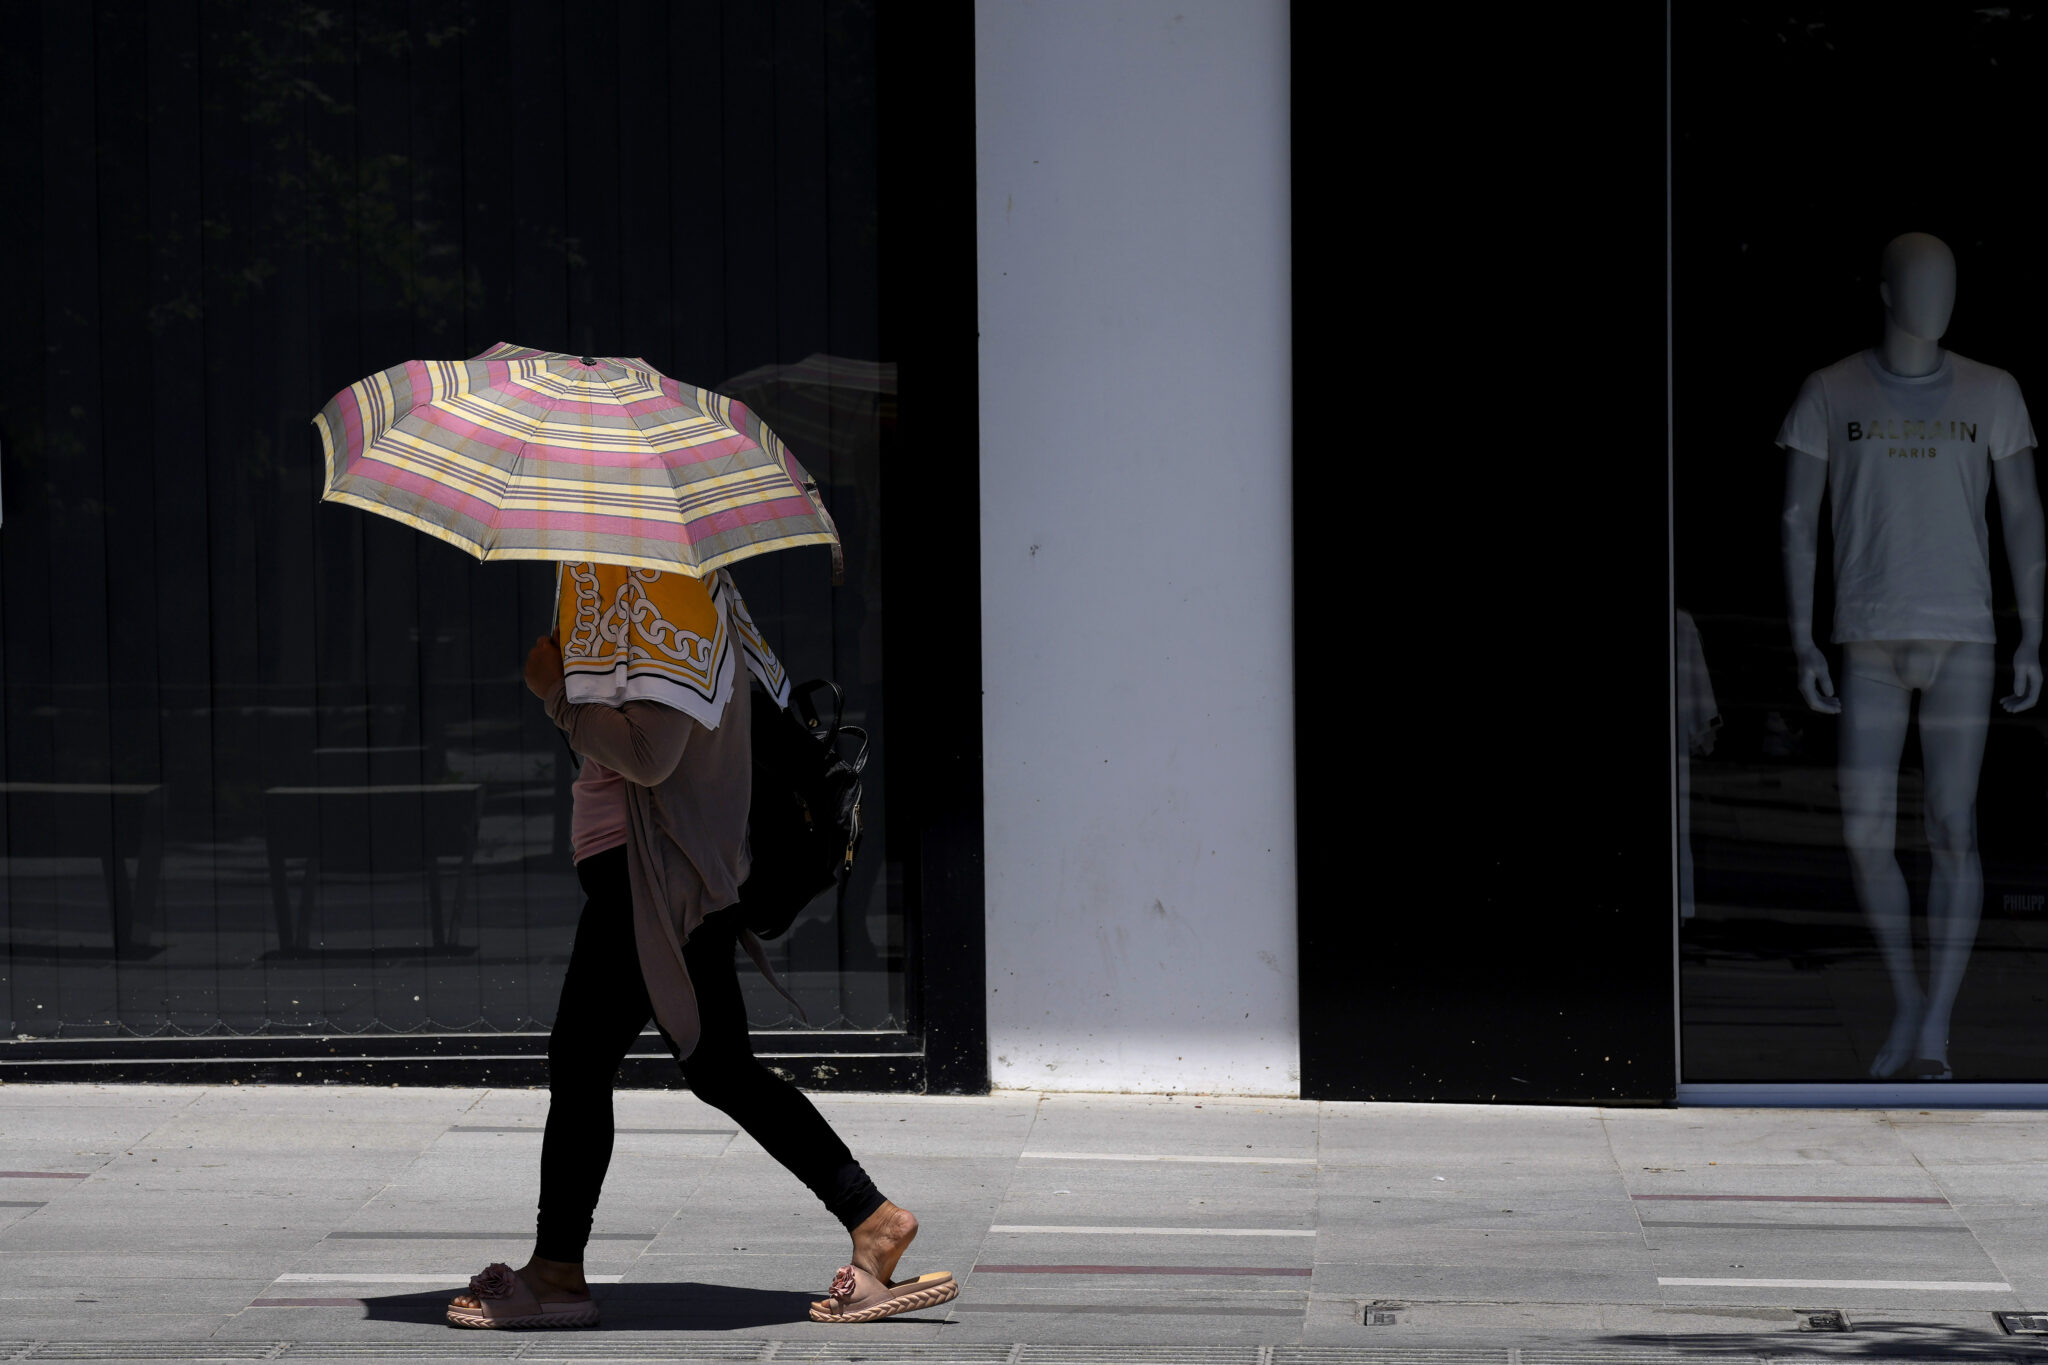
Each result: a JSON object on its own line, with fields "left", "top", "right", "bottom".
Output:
{"left": 737, "top": 678, "right": 869, "bottom": 940}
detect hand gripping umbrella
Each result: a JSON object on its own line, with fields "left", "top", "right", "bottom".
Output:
{"left": 310, "top": 342, "right": 843, "bottom": 582}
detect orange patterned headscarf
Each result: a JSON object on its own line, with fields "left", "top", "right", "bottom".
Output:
{"left": 556, "top": 563, "right": 789, "bottom": 728}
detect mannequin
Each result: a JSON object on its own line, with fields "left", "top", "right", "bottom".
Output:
{"left": 1779, "top": 232, "right": 2046, "bottom": 1079}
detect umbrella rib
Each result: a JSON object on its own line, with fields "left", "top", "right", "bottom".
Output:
{"left": 589, "top": 365, "right": 753, "bottom": 577}
{"left": 484, "top": 359, "right": 589, "bottom": 563}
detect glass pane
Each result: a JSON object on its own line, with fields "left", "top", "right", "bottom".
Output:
{"left": 0, "top": 0, "right": 905, "bottom": 1044}
{"left": 1675, "top": 5, "right": 2048, "bottom": 1082}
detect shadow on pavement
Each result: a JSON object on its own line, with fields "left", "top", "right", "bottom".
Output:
{"left": 359, "top": 1282, "right": 949, "bottom": 1330}
{"left": 1604, "top": 1322, "right": 2042, "bottom": 1359}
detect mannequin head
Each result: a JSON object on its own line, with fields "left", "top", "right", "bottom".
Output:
{"left": 1879, "top": 232, "right": 1957, "bottom": 341}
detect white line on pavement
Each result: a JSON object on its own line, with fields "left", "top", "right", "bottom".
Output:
{"left": 1020, "top": 1151, "right": 1316, "bottom": 1165}
{"left": 987, "top": 1225, "right": 1315, "bottom": 1237}
{"left": 273, "top": 1274, "right": 626, "bottom": 1285}
{"left": 1659, "top": 1277, "right": 2011, "bottom": 1292}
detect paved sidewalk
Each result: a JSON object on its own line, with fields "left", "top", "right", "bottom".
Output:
{"left": 6, "top": 1086, "right": 2048, "bottom": 1361}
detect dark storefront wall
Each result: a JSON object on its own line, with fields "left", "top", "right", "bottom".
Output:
{"left": 1673, "top": 6, "right": 2048, "bottom": 1086}
{"left": 1295, "top": 4, "right": 1675, "bottom": 1104}
{"left": 0, "top": 0, "right": 983, "bottom": 1090}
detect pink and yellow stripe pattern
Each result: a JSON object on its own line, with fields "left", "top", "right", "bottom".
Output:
{"left": 311, "top": 342, "right": 841, "bottom": 577}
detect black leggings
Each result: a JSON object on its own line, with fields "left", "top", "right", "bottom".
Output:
{"left": 534, "top": 846, "right": 886, "bottom": 1262}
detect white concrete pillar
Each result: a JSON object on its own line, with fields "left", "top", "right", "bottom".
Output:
{"left": 975, "top": 0, "right": 1296, "bottom": 1094}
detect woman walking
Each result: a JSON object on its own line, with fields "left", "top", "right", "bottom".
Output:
{"left": 446, "top": 563, "right": 956, "bottom": 1329}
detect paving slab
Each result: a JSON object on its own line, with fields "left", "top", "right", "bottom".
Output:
{"left": 1311, "top": 1258, "right": 1664, "bottom": 1304}
{"left": 1925, "top": 1161, "right": 2048, "bottom": 1206}
{"left": 1025, "top": 1093, "right": 1320, "bottom": 1162}
{"left": 1624, "top": 1160, "right": 1946, "bottom": 1199}
{"left": 994, "top": 1159, "right": 1316, "bottom": 1224}
{"left": 1602, "top": 1106, "right": 1911, "bottom": 1167}
{"left": 1318, "top": 1102, "right": 1616, "bottom": 1170}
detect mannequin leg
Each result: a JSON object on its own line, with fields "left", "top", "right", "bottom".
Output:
{"left": 1912, "top": 642, "right": 1995, "bottom": 1075}
{"left": 1837, "top": 647, "right": 1919, "bottom": 1078}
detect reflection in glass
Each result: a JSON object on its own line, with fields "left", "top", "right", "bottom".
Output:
{"left": 1675, "top": 609, "right": 1721, "bottom": 924}
{"left": 0, "top": 3, "right": 906, "bottom": 1047}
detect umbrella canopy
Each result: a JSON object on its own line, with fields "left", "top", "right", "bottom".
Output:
{"left": 311, "top": 342, "right": 841, "bottom": 579}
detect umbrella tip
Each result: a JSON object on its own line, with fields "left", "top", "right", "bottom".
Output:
{"left": 580, "top": 355, "right": 596, "bottom": 366}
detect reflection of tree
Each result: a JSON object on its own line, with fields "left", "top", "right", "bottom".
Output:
{"left": 149, "top": 3, "right": 483, "bottom": 336}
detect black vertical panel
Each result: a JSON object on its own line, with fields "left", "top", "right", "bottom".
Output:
{"left": 509, "top": 0, "right": 569, "bottom": 347}
{"left": 773, "top": 0, "right": 829, "bottom": 367}
{"left": 561, "top": 0, "right": 622, "bottom": 360}
{"left": 460, "top": 0, "right": 515, "bottom": 344}
{"left": 457, "top": 0, "right": 548, "bottom": 1028}
{"left": 667, "top": 4, "right": 726, "bottom": 384}
{"left": 259, "top": 3, "right": 323, "bottom": 1037}
{"left": 616, "top": 5, "right": 674, "bottom": 368}
{"left": 241, "top": 0, "right": 318, "bottom": 1031}
{"left": 304, "top": 0, "right": 372, "bottom": 1031}
{"left": 94, "top": 0, "right": 169, "bottom": 1029}
{"left": 144, "top": 0, "right": 218, "bottom": 1029}
{"left": 876, "top": 0, "right": 985, "bottom": 1091}
{"left": 41, "top": 0, "right": 116, "bottom": 1032}
{"left": 409, "top": 0, "right": 479, "bottom": 1027}
{"left": 1296, "top": 4, "right": 1676, "bottom": 1102}
{"left": 824, "top": 0, "right": 879, "bottom": 364}
{"left": 0, "top": 0, "right": 51, "bottom": 1034}
{"left": 823, "top": 0, "right": 891, "bottom": 1022}
{"left": 197, "top": 0, "right": 268, "bottom": 1029}
{"left": 716, "top": 0, "right": 803, "bottom": 1007}
{"left": 508, "top": 0, "right": 571, "bottom": 1006}
{"left": 0, "top": 0, "right": 28, "bottom": 1029}
{"left": 720, "top": 0, "right": 778, "bottom": 380}
{"left": 353, "top": 0, "right": 429, "bottom": 1031}
{"left": 765, "top": 0, "right": 845, "bottom": 1019}
{"left": 256, "top": 0, "right": 322, "bottom": 792}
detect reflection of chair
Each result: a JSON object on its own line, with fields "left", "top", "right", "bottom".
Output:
{"left": 312, "top": 744, "right": 434, "bottom": 785}
{"left": 0, "top": 782, "right": 165, "bottom": 954}
{"left": 261, "top": 784, "right": 483, "bottom": 952}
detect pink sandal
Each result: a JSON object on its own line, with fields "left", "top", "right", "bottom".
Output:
{"left": 445, "top": 1262, "right": 600, "bottom": 1330}
{"left": 808, "top": 1264, "right": 959, "bottom": 1323}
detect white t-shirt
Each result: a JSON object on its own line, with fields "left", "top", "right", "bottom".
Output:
{"left": 1776, "top": 349, "right": 2036, "bottom": 644}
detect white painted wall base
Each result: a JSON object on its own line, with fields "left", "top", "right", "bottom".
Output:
{"left": 974, "top": 0, "right": 1296, "bottom": 1095}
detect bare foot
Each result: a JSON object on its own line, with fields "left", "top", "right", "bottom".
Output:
{"left": 809, "top": 1200, "right": 922, "bottom": 1314}
{"left": 448, "top": 1254, "right": 589, "bottom": 1311}
{"left": 851, "top": 1200, "right": 920, "bottom": 1284}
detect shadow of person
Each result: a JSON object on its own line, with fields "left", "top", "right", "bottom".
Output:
{"left": 357, "top": 1281, "right": 949, "bottom": 1330}
{"left": 1606, "top": 1322, "right": 2028, "bottom": 1360}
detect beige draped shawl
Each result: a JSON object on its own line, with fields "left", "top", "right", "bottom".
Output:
{"left": 546, "top": 564, "right": 791, "bottom": 1057}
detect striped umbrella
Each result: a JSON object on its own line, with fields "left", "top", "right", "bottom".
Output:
{"left": 311, "top": 342, "right": 842, "bottom": 579}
